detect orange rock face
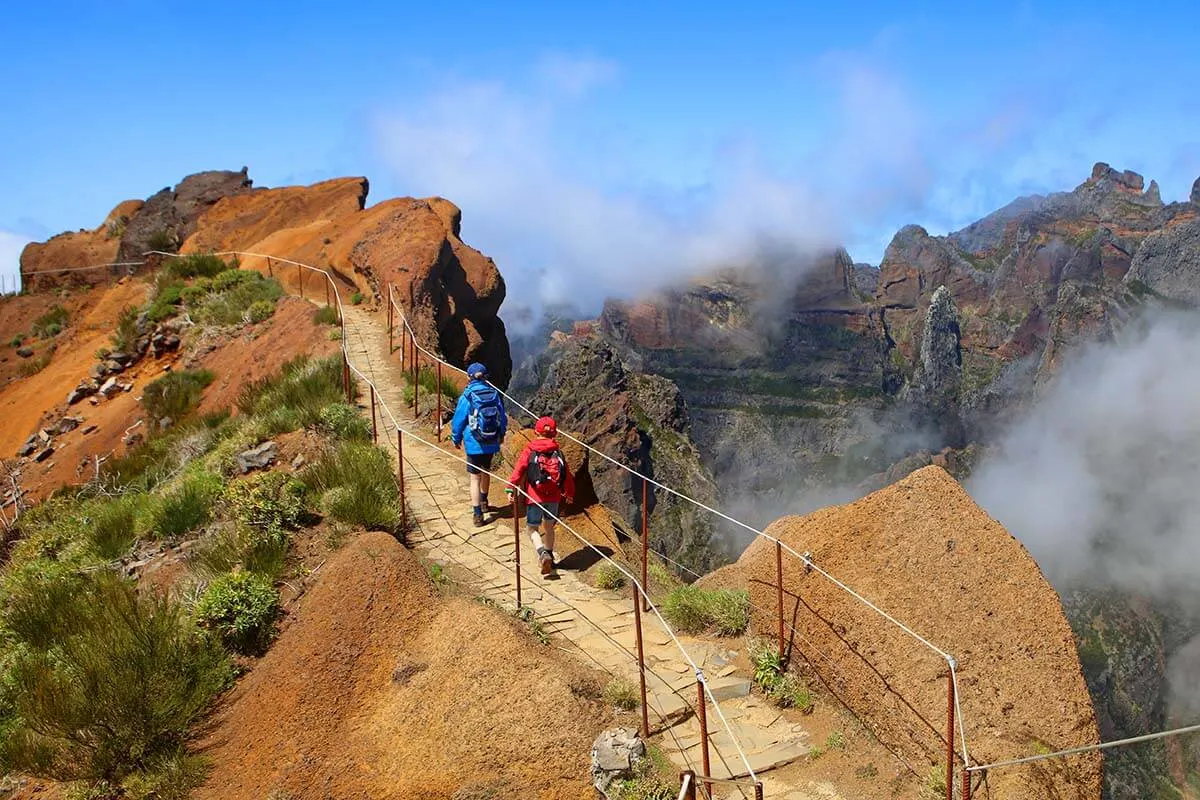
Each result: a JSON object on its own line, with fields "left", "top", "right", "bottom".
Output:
{"left": 19, "top": 200, "right": 144, "bottom": 291}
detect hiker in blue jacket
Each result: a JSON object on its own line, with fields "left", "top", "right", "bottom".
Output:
{"left": 451, "top": 362, "right": 508, "bottom": 527}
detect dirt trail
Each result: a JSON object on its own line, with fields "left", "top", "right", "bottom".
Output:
{"left": 339, "top": 305, "right": 824, "bottom": 795}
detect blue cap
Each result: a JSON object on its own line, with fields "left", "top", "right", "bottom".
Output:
{"left": 467, "top": 362, "right": 488, "bottom": 379}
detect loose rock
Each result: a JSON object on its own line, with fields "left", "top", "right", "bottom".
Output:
{"left": 237, "top": 441, "right": 279, "bottom": 474}
{"left": 591, "top": 727, "right": 646, "bottom": 797}
{"left": 16, "top": 347, "right": 33, "bottom": 359}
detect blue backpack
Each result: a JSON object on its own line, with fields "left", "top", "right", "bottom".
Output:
{"left": 466, "top": 385, "right": 503, "bottom": 444}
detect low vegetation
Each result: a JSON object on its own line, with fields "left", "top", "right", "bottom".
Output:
{"left": 0, "top": 345, "right": 397, "bottom": 796}
{"left": 661, "top": 585, "right": 749, "bottom": 636}
{"left": 18, "top": 347, "right": 55, "bottom": 377}
{"left": 609, "top": 744, "right": 676, "bottom": 800}
{"left": 31, "top": 304, "right": 67, "bottom": 338}
{"left": 141, "top": 369, "right": 215, "bottom": 423}
{"left": 110, "top": 304, "right": 139, "bottom": 353}
{"left": 603, "top": 677, "right": 640, "bottom": 711}
{"left": 593, "top": 562, "right": 627, "bottom": 590}
{"left": 312, "top": 305, "right": 339, "bottom": 326}
{"left": 402, "top": 364, "right": 461, "bottom": 406}
{"left": 749, "top": 639, "right": 814, "bottom": 711}
{"left": 166, "top": 253, "right": 234, "bottom": 280}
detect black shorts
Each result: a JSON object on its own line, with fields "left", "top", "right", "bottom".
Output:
{"left": 465, "top": 453, "right": 495, "bottom": 476}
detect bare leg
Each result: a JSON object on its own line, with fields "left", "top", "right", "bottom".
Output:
{"left": 470, "top": 474, "right": 483, "bottom": 508}
{"left": 479, "top": 473, "right": 491, "bottom": 508}
{"left": 542, "top": 519, "right": 556, "bottom": 558}
{"left": 529, "top": 526, "right": 544, "bottom": 552}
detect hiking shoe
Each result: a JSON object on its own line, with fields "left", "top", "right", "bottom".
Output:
{"left": 473, "top": 511, "right": 485, "bottom": 528}
{"left": 538, "top": 547, "right": 553, "bottom": 575}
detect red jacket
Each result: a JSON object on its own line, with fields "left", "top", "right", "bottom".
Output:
{"left": 509, "top": 437, "right": 576, "bottom": 505}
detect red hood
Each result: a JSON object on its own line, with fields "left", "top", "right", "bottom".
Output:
{"left": 528, "top": 437, "right": 561, "bottom": 452}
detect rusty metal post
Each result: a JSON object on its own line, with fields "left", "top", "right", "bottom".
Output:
{"left": 297, "top": 264, "right": 304, "bottom": 299}
{"left": 370, "top": 385, "right": 378, "bottom": 444}
{"left": 342, "top": 351, "right": 351, "bottom": 403}
{"left": 641, "top": 478, "right": 649, "bottom": 612}
{"left": 267, "top": 256, "right": 273, "bottom": 278}
{"left": 962, "top": 765, "right": 972, "bottom": 800}
{"left": 325, "top": 278, "right": 330, "bottom": 308}
{"left": 697, "top": 679, "right": 711, "bottom": 799}
{"left": 679, "top": 771, "right": 696, "bottom": 800}
{"left": 632, "top": 577, "right": 650, "bottom": 740}
{"left": 755, "top": 781, "right": 764, "bottom": 800}
{"left": 436, "top": 361, "right": 443, "bottom": 441}
{"left": 946, "top": 673, "right": 956, "bottom": 800}
{"left": 776, "top": 539, "right": 785, "bottom": 663}
{"left": 397, "top": 429, "right": 407, "bottom": 533}
{"left": 413, "top": 347, "right": 420, "bottom": 416}
{"left": 513, "top": 488, "right": 522, "bottom": 608}
{"left": 388, "top": 284, "right": 393, "bottom": 353}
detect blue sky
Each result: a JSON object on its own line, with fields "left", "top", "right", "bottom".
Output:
{"left": 3, "top": 0, "right": 1198, "bottom": 309}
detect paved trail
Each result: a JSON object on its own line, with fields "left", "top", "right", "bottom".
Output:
{"left": 340, "top": 305, "right": 825, "bottom": 797}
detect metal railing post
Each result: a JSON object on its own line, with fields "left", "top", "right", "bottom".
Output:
{"left": 633, "top": 579, "right": 650, "bottom": 740}
{"left": 267, "top": 256, "right": 273, "bottom": 278}
{"left": 641, "top": 479, "right": 650, "bottom": 612}
{"left": 325, "top": 278, "right": 330, "bottom": 308}
{"left": 962, "top": 763, "right": 972, "bottom": 800}
{"left": 755, "top": 781, "right": 764, "bottom": 800}
{"left": 397, "top": 429, "right": 407, "bottom": 534}
{"left": 388, "top": 283, "right": 394, "bottom": 353}
{"left": 413, "top": 347, "right": 420, "bottom": 416}
{"left": 513, "top": 487, "right": 522, "bottom": 608}
{"left": 697, "top": 679, "right": 711, "bottom": 799}
{"left": 946, "top": 673, "right": 956, "bottom": 800}
{"left": 776, "top": 539, "right": 785, "bottom": 663}
{"left": 343, "top": 351, "right": 351, "bottom": 403}
{"left": 679, "top": 771, "right": 696, "bottom": 800}
{"left": 297, "top": 264, "right": 304, "bottom": 299}
{"left": 370, "top": 385, "right": 378, "bottom": 444}
{"left": 436, "top": 361, "right": 443, "bottom": 442}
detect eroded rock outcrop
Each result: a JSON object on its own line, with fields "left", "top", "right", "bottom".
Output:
{"left": 118, "top": 168, "right": 253, "bottom": 259}
{"left": 20, "top": 200, "right": 144, "bottom": 291}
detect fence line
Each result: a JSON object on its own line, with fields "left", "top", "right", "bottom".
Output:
{"left": 386, "top": 284, "right": 972, "bottom": 783}
{"left": 149, "top": 250, "right": 762, "bottom": 796}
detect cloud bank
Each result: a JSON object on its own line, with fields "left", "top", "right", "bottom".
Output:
{"left": 0, "top": 231, "right": 30, "bottom": 295}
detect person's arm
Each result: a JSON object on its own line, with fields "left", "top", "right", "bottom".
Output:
{"left": 450, "top": 391, "right": 470, "bottom": 446}
{"left": 508, "top": 445, "right": 531, "bottom": 488}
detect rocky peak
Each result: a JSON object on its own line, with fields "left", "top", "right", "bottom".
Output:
{"left": 118, "top": 168, "right": 254, "bottom": 260}
{"left": 917, "top": 286, "right": 962, "bottom": 400}
{"left": 1090, "top": 162, "right": 1146, "bottom": 193}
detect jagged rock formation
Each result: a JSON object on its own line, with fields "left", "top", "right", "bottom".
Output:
{"left": 902, "top": 285, "right": 964, "bottom": 447}
{"left": 20, "top": 168, "right": 512, "bottom": 387}
{"left": 1124, "top": 218, "right": 1200, "bottom": 305}
{"left": 515, "top": 336, "right": 725, "bottom": 572}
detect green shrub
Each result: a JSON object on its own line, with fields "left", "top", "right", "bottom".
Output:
{"left": 318, "top": 402, "right": 370, "bottom": 441}
{"left": 146, "top": 229, "right": 179, "bottom": 253}
{"left": 661, "top": 585, "right": 749, "bottom": 636}
{"left": 609, "top": 744, "right": 675, "bottom": 800}
{"left": 193, "top": 271, "right": 282, "bottom": 327}
{"left": 110, "top": 305, "right": 140, "bottom": 353}
{"left": 593, "top": 562, "right": 627, "bottom": 590}
{"left": 150, "top": 469, "right": 222, "bottom": 539}
{"left": 247, "top": 300, "right": 275, "bottom": 323}
{"left": 166, "top": 254, "right": 229, "bottom": 280}
{"left": 223, "top": 472, "right": 306, "bottom": 537}
{"left": 0, "top": 571, "right": 232, "bottom": 783}
{"left": 195, "top": 571, "right": 280, "bottom": 655}
{"left": 9, "top": 334, "right": 23, "bottom": 348}
{"left": 328, "top": 328, "right": 342, "bottom": 341}
{"left": 603, "top": 678, "right": 640, "bottom": 711}
{"left": 32, "top": 305, "right": 67, "bottom": 339}
{"left": 312, "top": 305, "right": 339, "bottom": 326}
{"left": 114, "top": 752, "right": 209, "bottom": 800}
{"left": 85, "top": 494, "right": 148, "bottom": 559}
{"left": 146, "top": 279, "right": 185, "bottom": 323}
{"left": 748, "top": 638, "right": 813, "bottom": 711}
{"left": 191, "top": 522, "right": 290, "bottom": 580}
{"left": 350, "top": 292, "right": 365, "bottom": 305}
{"left": 19, "top": 350, "right": 53, "bottom": 377}
{"left": 179, "top": 285, "right": 207, "bottom": 307}
{"left": 302, "top": 442, "right": 400, "bottom": 532}
{"left": 141, "top": 369, "right": 214, "bottom": 422}
{"left": 236, "top": 356, "right": 345, "bottom": 431}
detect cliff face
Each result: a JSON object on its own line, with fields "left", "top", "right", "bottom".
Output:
{"left": 20, "top": 169, "right": 512, "bottom": 386}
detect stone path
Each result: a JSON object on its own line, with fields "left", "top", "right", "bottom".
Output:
{"left": 339, "top": 305, "right": 813, "bottom": 794}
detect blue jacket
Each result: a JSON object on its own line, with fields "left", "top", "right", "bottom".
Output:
{"left": 450, "top": 380, "right": 508, "bottom": 455}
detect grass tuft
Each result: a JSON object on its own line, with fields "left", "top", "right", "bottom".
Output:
{"left": 661, "top": 585, "right": 749, "bottom": 636}
{"left": 195, "top": 570, "right": 280, "bottom": 655}
{"left": 32, "top": 305, "right": 68, "bottom": 339}
{"left": 602, "top": 678, "right": 640, "bottom": 711}
{"left": 301, "top": 442, "right": 401, "bottom": 532}
{"left": 593, "top": 562, "right": 627, "bottom": 590}
{"left": 141, "top": 369, "right": 214, "bottom": 423}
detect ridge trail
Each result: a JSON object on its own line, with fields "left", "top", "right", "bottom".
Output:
{"left": 339, "top": 303, "right": 823, "bottom": 796}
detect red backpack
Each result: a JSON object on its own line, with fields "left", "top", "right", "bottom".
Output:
{"left": 526, "top": 447, "right": 567, "bottom": 491}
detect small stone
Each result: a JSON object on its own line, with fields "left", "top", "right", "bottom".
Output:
{"left": 237, "top": 441, "right": 279, "bottom": 474}
{"left": 89, "top": 363, "right": 108, "bottom": 379}
{"left": 591, "top": 727, "right": 646, "bottom": 796}
{"left": 88, "top": 397, "right": 99, "bottom": 406}
{"left": 38, "top": 429, "right": 51, "bottom": 444}
{"left": 17, "top": 437, "right": 37, "bottom": 458}
{"left": 291, "top": 454, "right": 307, "bottom": 469}
{"left": 16, "top": 347, "right": 33, "bottom": 359}
{"left": 108, "top": 351, "right": 132, "bottom": 365}
{"left": 121, "top": 383, "right": 133, "bottom": 392}
{"left": 52, "top": 416, "right": 81, "bottom": 435}
{"left": 99, "top": 377, "right": 121, "bottom": 398}
{"left": 159, "top": 417, "right": 173, "bottom": 430}
{"left": 104, "top": 359, "right": 125, "bottom": 374}
{"left": 82, "top": 425, "right": 98, "bottom": 435}
{"left": 34, "top": 447, "right": 54, "bottom": 463}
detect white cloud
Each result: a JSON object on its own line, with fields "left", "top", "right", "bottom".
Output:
{"left": 0, "top": 231, "right": 31, "bottom": 295}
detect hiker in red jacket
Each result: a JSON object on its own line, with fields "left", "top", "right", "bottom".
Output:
{"left": 507, "top": 416, "right": 575, "bottom": 576}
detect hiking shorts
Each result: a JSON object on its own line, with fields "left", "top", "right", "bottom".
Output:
{"left": 465, "top": 453, "right": 494, "bottom": 476}
{"left": 526, "top": 501, "right": 560, "bottom": 527}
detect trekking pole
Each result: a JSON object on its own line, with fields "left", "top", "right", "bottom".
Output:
{"left": 697, "top": 678, "right": 711, "bottom": 799}
{"left": 512, "top": 486, "right": 522, "bottom": 608}
{"left": 632, "top": 578, "right": 650, "bottom": 740}
{"left": 946, "top": 672, "right": 956, "bottom": 800}
{"left": 641, "top": 479, "right": 650, "bottom": 612}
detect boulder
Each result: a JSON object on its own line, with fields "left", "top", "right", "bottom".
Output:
{"left": 15, "top": 347, "right": 33, "bottom": 359}
{"left": 89, "top": 362, "right": 108, "bottom": 379}
{"left": 103, "top": 359, "right": 125, "bottom": 374}
{"left": 590, "top": 727, "right": 646, "bottom": 797}
{"left": 108, "top": 351, "right": 133, "bottom": 365}
{"left": 33, "top": 447, "right": 54, "bottom": 463}
{"left": 99, "top": 377, "right": 121, "bottom": 398}
{"left": 52, "top": 416, "right": 81, "bottom": 435}
{"left": 237, "top": 441, "right": 279, "bottom": 474}
{"left": 16, "top": 436, "right": 37, "bottom": 458}
{"left": 118, "top": 168, "right": 253, "bottom": 261}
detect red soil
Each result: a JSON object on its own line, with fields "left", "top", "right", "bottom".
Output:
{"left": 195, "top": 531, "right": 613, "bottom": 800}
